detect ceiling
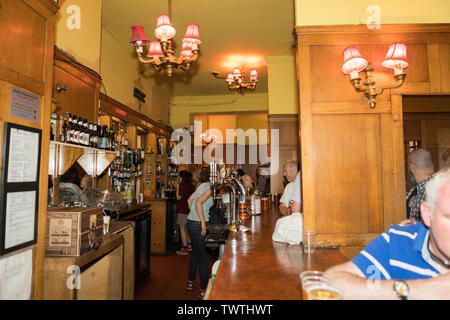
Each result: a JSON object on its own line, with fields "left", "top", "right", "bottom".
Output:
{"left": 102, "top": 0, "right": 296, "bottom": 97}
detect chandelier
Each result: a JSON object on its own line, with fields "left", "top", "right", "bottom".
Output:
{"left": 212, "top": 67, "right": 259, "bottom": 93}
{"left": 130, "top": 12, "right": 201, "bottom": 77}
{"left": 200, "top": 133, "right": 217, "bottom": 145}
{"left": 341, "top": 43, "right": 408, "bottom": 108}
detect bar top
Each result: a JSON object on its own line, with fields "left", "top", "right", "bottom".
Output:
{"left": 208, "top": 206, "right": 348, "bottom": 300}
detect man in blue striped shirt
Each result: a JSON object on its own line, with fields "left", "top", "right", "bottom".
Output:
{"left": 325, "top": 168, "right": 450, "bottom": 300}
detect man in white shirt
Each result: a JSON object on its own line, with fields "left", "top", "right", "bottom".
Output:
{"left": 279, "top": 161, "right": 301, "bottom": 215}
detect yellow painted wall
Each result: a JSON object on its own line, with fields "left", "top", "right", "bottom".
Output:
{"left": 170, "top": 93, "right": 269, "bottom": 130}
{"left": 296, "top": 0, "right": 450, "bottom": 26}
{"left": 192, "top": 113, "right": 269, "bottom": 145}
{"left": 55, "top": 0, "right": 103, "bottom": 72}
{"left": 100, "top": 26, "right": 170, "bottom": 124}
{"left": 265, "top": 56, "right": 298, "bottom": 114}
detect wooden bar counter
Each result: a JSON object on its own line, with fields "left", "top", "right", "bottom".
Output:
{"left": 208, "top": 206, "right": 348, "bottom": 300}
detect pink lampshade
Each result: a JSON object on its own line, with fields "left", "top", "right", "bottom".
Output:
{"left": 183, "top": 24, "right": 201, "bottom": 44}
{"left": 147, "top": 41, "right": 164, "bottom": 57}
{"left": 154, "top": 15, "right": 176, "bottom": 41}
{"left": 180, "top": 40, "right": 193, "bottom": 58}
{"left": 381, "top": 43, "right": 409, "bottom": 71}
{"left": 130, "top": 25, "right": 150, "bottom": 46}
{"left": 233, "top": 67, "right": 241, "bottom": 77}
{"left": 250, "top": 70, "right": 259, "bottom": 80}
{"left": 341, "top": 46, "right": 368, "bottom": 78}
{"left": 226, "top": 73, "right": 234, "bottom": 84}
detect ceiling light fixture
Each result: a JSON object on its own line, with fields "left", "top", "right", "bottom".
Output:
{"left": 129, "top": 1, "right": 200, "bottom": 77}
{"left": 200, "top": 133, "right": 217, "bottom": 145}
{"left": 211, "top": 67, "right": 259, "bottom": 93}
{"left": 341, "top": 43, "right": 408, "bottom": 108}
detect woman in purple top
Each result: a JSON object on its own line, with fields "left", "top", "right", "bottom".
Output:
{"left": 176, "top": 170, "right": 194, "bottom": 255}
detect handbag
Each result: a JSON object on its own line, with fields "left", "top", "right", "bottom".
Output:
{"left": 272, "top": 212, "right": 303, "bottom": 245}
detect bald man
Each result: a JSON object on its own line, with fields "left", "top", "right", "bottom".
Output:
{"left": 279, "top": 161, "right": 300, "bottom": 215}
{"left": 405, "top": 149, "right": 435, "bottom": 223}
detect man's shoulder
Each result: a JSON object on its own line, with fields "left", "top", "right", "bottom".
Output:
{"left": 387, "top": 223, "right": 427, "bottom": 235}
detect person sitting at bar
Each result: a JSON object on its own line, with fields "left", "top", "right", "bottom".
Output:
{"left": 186, "top": 170, "right": 214, "bottom": 300}
{"left": 279, "top": 161, "right": 299, "bottom": 216}
{"left": 403, "top": 149, "right": 436, "bottom": 224}
{"left": 324, "top": 168, "right": 450, "bottom": 300}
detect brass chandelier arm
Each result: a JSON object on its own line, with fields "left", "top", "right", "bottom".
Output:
{"left": 138, "top": 54, "right": 162, "bottom": 66}
{"left": 374, "top": 73, "right": 407, "bottom": 95}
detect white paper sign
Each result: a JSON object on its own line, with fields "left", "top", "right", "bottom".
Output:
{"left": 7, "top": 128, "right": 40, "bottom": 183}
{"left": 4, "top": 191, "right": 36, "bottom": 249}
{"left": 0, "top": 248, "right": 33, "bottom": 300}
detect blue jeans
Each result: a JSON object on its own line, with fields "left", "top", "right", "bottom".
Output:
{"left": 187, "top": 220, "right": 210, "bottom": 290}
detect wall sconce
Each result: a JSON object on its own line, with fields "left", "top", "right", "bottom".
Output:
{"left": 341, "top": 43, "right": 409, "bottom": 108}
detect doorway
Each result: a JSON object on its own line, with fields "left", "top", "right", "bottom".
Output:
{"left": 402, "top": 95, "right": 450, "bottom": 190}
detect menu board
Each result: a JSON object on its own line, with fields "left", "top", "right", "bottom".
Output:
{"left": 4, "top": 191, "right": 36, "bottom": 250}
{"left": 7, "top": 127, "right": 40, "bottom": 183}
{"left": 0, "top": 247, "right": 33, "bottom": 300}
{"left": 0, "top": 123, "right": 41, "bottom": 255}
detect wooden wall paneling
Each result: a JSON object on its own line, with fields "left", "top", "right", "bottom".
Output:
{"left": 52, "top": 48, "right": 102, "bottom": 123}
{"left": 296, "top": 24, "right": 450, "bottom": 251}
{"left": 298, "top": 44, "right": 315, "bottom": 232}
{"left": 416, "top": 113, "right": 450, "bottom": 170}
{"left": 0, "top": 0, "right": 54, "bottom": 96}
{"left": 391, "top": 95, "right": 407, "bottom": 225}
{"left": 427, "top": 44, "right": 442, "bottom": 94}
{"left": 312, "top": 114, "right": 383, "bottom": 236}
{"left": 440, "top": 44, "right": 450, "bottom": 93}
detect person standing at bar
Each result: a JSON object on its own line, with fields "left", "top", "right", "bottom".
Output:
{"left": 404, "top": 149, "right": 436, "bottom": 223}
{"left": 176, "top": 170, "right": 194, "bottom": 255}
{"left": 185, "top": 170, "right": 213, "bottom": 299}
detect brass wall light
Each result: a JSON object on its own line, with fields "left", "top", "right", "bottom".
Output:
{"left": 341, "top": 43, "right": 409, "bottom": 108}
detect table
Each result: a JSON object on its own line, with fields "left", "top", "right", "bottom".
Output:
{"left": 208, "top": 206, "right": 348, "bottom": 300}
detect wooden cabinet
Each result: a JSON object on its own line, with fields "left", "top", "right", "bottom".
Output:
{"left": 0, "top": 0, "right": 58, "bottom": 300}
{"left": 295, "top": 24, "right": 450, "bottom": 258}
{"left": 110, "top": 221, "right": 135, "bottom": 300}
{"left": 150, "top": 199, "right": 168, "bottom": 255}
{"left": 52, "top": 47, "right": 101, "bottom": 123}
{"left": 43, "top": 234, "right": 124, "bottom": 300}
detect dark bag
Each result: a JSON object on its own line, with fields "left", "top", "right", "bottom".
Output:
{"left": 208, "top": 204, "right": 221, "bottom": 226}
{"left": 208, "top": 198, "right": 224, "bottom": 226}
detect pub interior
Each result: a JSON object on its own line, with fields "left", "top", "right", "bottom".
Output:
{"left": 0, "top": 0, "right": 449, "bottom": 302}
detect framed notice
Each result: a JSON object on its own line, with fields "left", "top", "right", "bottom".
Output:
{"left": 0, "top": 123, "right": 41, "bottom": 255}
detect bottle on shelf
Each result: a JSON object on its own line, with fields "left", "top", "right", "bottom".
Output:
{"left": 97, "top": 124, "right": 104, "bottom": 149}
{"left": 77, "top": 117, "right": 84, "bottom": 146}
{"left": 94, "top": 124, "right": 100, "bottom": 148}
{"left": 57, "top": 114, "right": 64, "bottom": 142}
{"left": 109, "top": 128, "right": 115, "bottom": 151}
{"left": 67, "top": 113, "right": 73, "bottom": 144}
{"left": 88, "top": 123, "right": 93, "bottom": 147}
{"left": 103, "top": 125, "right": 110, "bottom": 150}
{"left": 71, "top": 114, "right": 78, "bottom": 145}
{"left": 62, "top": 115, "right": 68, "bottom": 143}
{"left": 50, "top": 113, "right": 57, "bottom": 141}
{"left": 83, "top": 119, "right": 90, "bottom": 146}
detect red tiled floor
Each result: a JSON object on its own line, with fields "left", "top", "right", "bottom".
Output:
{"left": 135, "top": 252, "right": 217, "bottom": 300}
